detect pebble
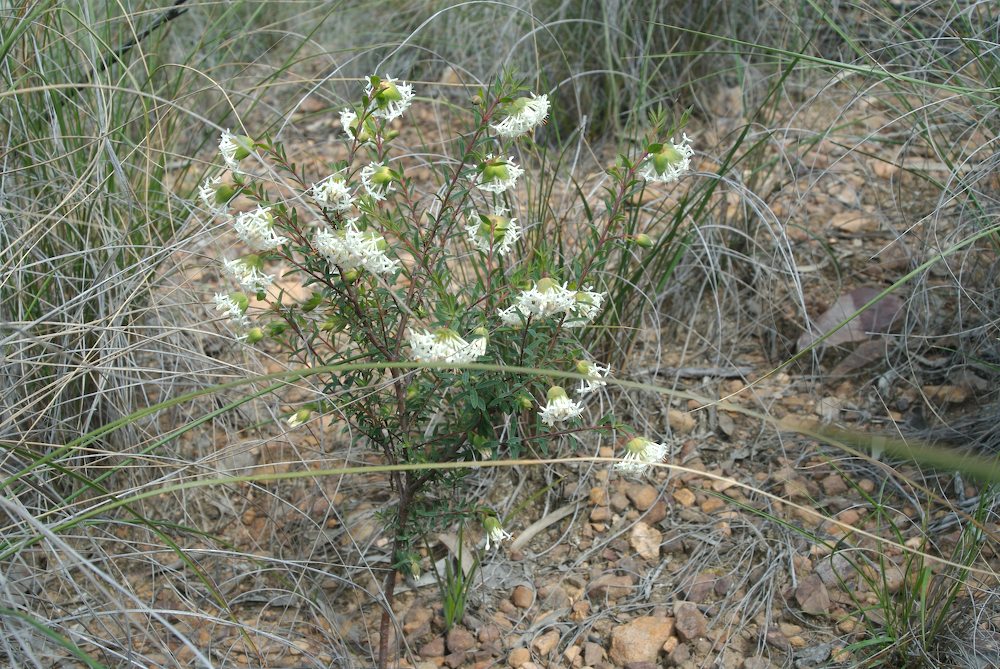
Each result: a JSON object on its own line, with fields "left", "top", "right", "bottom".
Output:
{"left": 532, "top": 629, "right": 560, "bottom": 656}
{"left": 673, "top": 488, "right": 696, "bottom": 507}
{"left": 447, "top": 627, "right": 476, "bottom": 653}
{"left": 511, "top": 584, "right": 534, "bottom": 609}
{"left": 628, "top": 522, "right": 662, "bottom": 560}
{"left": 583, "top": 641, "right": 605, "bottom": 666}
{"left": 587, "top": 573, "right": 635, "bottom": 600}
{"left": 508, "top": 647, "right": 530, "bottom": 668}
{"left": 673, "top": 601, "right": 708, "bottom": 641}
{"left": 419, "top": 637, "right": 445, "bottom": 658}
{"left": 609, "top": 616, "right": 675, "bottom": 665}
{"left": 626, "top": 483, "right": 659, "bottom": 510}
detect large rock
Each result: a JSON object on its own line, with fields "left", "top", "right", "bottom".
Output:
{"left": 608, "top": 616, "right": 675, "bottom": 665}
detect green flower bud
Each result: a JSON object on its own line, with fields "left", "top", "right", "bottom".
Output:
{"left": 287, "top": 408, "right": 312, "bottom": 428}
{"left": 369, "top": 165, "right": 397, "bottom": 189}
{"left": 214, "top": 184, "right": 238, "bottom": 205}
{"left": 231, "top": 134, "right": 254, "bottom": 161}
{"left": 546, "top": 385, "right": 569, "bottom": 403}
{"left": 634, "top": 233, "right": 654, "bottom": 249}
{"left": 230, "top": 292, "right": 249, "bottom": 312}
{"left": 406, "top": 384, "right": 420, "bottom": 401}
{"left": 575, "top": 360, "right": 592, "bottom": 375}
{"left": 245, "top": 327, "right": 265, "bottom": 344}
{"left": 516, "top": 394, "right": 533, "bottom": 410}
{"left": 267, "top": 322, "right": 287, "bottom": 336}
{"left": 342, "top": 268, "right": 360, "bottom": 283}
{"left": 482, "top": 159, "right": 510, "bottom": 184}
{"left": 536, "top": 277, "right": 558, "bottom": 293}
{"left": 373, "top": 78, "right": 404, "bottom": 106}
{"left": 320, "top": 315, "right": 348, "bottom": 333}
{"left": 650, "top": 144, "right": 685, "bottom": 176}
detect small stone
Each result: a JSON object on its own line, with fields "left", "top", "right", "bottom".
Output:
{"left": 685, "top": 571, "right": 719, "bottom": 603}
{"left": 532, "top": 630, "right": 560, "bottom": 657}
{"left": 666, "top": 642, "right": 690, "bottom": 667}
{"left": 590, "top": 506, "right": 612, "bottom": 522}
{"left": 644, "top": 500, "right": 668, "bottom": 524}
{"left": 508, "top": 647, "right": 531, "bottom": 668}
{"left": 669, "top": 408, "right": 697, "bottom": 434}
{"left": 443, "top": 651, "right": 467, "bottom": 668}
{"left": 610, "top": 492, "right": 630, "bottom": 512}
{"left": 587, "top": 573, "right": 634, "bottom": 600}
{"left": 563, "top": 645, "right": 582, "bottom": 665}
{"left": 609, "top": 616, "right": 675, "bottom": 665}
{"left": 673, "top": 488, "right": 696, "bottom": 507}
{"left": 795, "top": 575, "right": 831, "bottom": 615}
{"left": 419, "top": 637, "right": 445, "bottom": 658}
{"left": 478, "top": 624, "right": 501, "bottom": 643}
{"left": 629, "top": 522, "right": 662, "bottom": 560}
{"left": 701, "top": 497, "right": 725, "bottom": 514}
{"left": 404, "top": 606, "right": 433, "bottom": 634}
{"left": 673, "top": 601, "right": 707, "bottom": 641}
{"left": 583, "top": 641, "right": 605, "bottom": 666}
{"left": 626, "top": 483, "right": 659, "bottom": 510}
{"left": 820, "top": 474, "right": 847, "bottom": 496}
{"left": 511, "top": 584, "right": 534, "bottom": 608}
{"left": 447, "top": 627, "right": 476, "bottom": 653}
{"left": 571, "top": 600, "right": 591, "bottom": 621}
{"left": 590, "top": 487, "right": 608, "bottom": 506}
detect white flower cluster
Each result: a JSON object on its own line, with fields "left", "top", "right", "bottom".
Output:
{"left": 498, "top": 279, "right": 605, "bottom": 326}
{"left": 483, "top": 516, "right": 512, "bottom": 550}
{"left": 313, "top": 219, "right": 398, "bottom": 275}
{"left": 219, "top": 130, "right": 252, "bottom": 172}
{"left": 538, "top": 386, "right": 584, "bottom": 426}
{"left": 465, "top": 207, "right": 521, "bottom": 257}
{"left": 311, "top": 174, "right": 354, "bottom": 211}
{"left": 475, "top": 155, "right": 523, "bottom": 194}
{"left": 491, "top": 93, "right": 549, "bottom": 138}
{"left": 640, "top": 134, "right": 694, "bottom": 184}
{"left": 213, "top": 293, "right": 250, "bottom": 329}
{"left": 198, "top": 176, "right": 226, "bottom": 215}
{"left": 223, "top": 257, "right": 273, "bottom": 294}
{"left": 614, "top": 437, "right": 669, "bottom": 476}
{"left": 365, "top": 75, "right": 415, "bottom": 122}
{"left": 234, "top": 206, "right": 287, "bottom": 252}
{"left": 576, "top": 360, "right": 610, "bottom": 395}
{"left": 408, "top": 327, "right": 486, "bottom": 365}
{"left": 360, "top": 162, "right": 395, "bottom": 201}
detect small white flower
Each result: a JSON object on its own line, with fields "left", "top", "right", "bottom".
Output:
{"left": 340, "top": 108, "right": 377, "bottom": 144}
{"left": 219, "top": 130, "right": 252, "bottom": 171}
{"left": 576, "top": 359, "right": 610, "bottom": 395}
{"left": 538, "top": 386, "right": 584, "bottom": 426}
{"left": 491, "top": 93, "right": 549, "bottom": 138}
{"left": 198, "top": 176, "right": 226, "bottom": 215}
{"left": 360, "top": 162, "right": 396, "bottom": 201}
{"left": 408, "top": 327, "right": 484, "bottom": 365}
{"left": 640, "top": 133, "right": 694, "bottom": 184}
{"left": 287, "top": 409, "right": 311, "bottom": 429}
{"left": 233, "top": 206, "right": 287, "bottom": 252}
{"left": 465, "top": 206, "right": 521, "bottom": 256}
{"left": 483, "top": 516, "right": 512, "bottom": 550}
{"left": 313, "top": 219, "right": 398, "bottom": 275}
{"left": 498, "top": 278, "right": 577, "bottom": 325}
{"left": 223, "top": 256, "right": 273, "bottom": 294}
{"left": 213, "top": 292, "right": 250, "bottom": 329}
{"left": 365, "top": 75, "right": 414, "bottom": 122}
{"left": 475, "top": 155, "right": 523, "bottom": 194}
{"left": 312, "top": 174, "right": 354, "bottom": 211}
{"left": 614, "top": 437, "right": 669, "bottom": 476}
{"left": 566, "top": 288, "right": 605, "bottom": 326}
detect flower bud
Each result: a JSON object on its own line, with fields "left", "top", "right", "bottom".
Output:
{"left": 245, "top": 327, "right": 265, "bottom": 344}
{"left": 384, "top": 129, "right": 400, "bottom": 141}
{"left": 516, "top": 394, "right": 533, "bottom": 410}
{"left": 481, "top": 159, "right": 510, "bottom": 184}
{"left": 267, "top": 322, "right": 287, "bottom": 336}
{"left": 229, "top": 292, "right": 249, "bottom": 312}
{"left": 546, "top": 385, "right": 569, "bottom": 403}
{"left": 214, "top": 183, "right": 238, "bottom": 205}
{"left": 341, "top": 268, "right": 360, "bottom": 283}
{"left": 634, "top": 233, "right": 654, "bottom": 249}
{"left": 320, "top": 315, "right": 348, "bottom": 333}
{"left": 287, "top": 408, "right": 311, "bottom": 428}
{"left": 650, "top": 143, "right": 685, "bottom": 176}
{"left": 536, "top": 277, "right": 558, "bottom": 293}
{"left": 230, "top": 134, "right": 254, "bottom": 161}
{"left": 406, "top": 384, "right": 420, "bottom": 401}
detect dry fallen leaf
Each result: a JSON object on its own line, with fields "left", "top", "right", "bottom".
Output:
{"left": 798, "top": 286, "right": 904, "bottom": 351}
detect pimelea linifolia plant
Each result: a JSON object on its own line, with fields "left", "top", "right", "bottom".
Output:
{"left": 200, "top": 73, "right": 693, "bottom": 668}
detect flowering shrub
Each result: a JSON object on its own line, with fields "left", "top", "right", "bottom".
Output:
{"left": 200, "top": 74, "right": 693, "bottom": 662}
